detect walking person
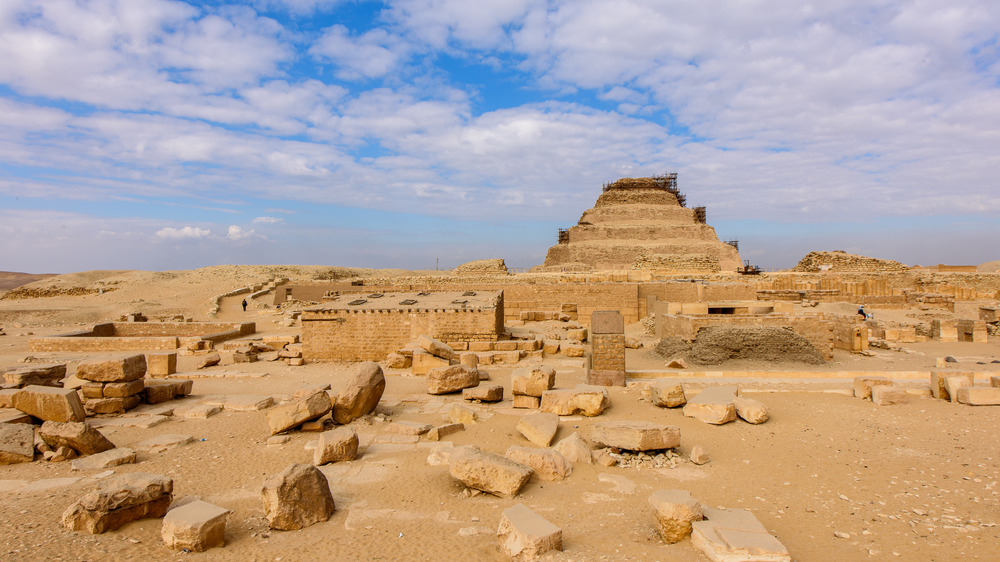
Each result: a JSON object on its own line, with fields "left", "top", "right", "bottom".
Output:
{"left": 241, "top": 298, "right": 248, "bottom": 312}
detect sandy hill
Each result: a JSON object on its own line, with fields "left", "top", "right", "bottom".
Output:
{"left": 0, "top": 271, "right": 58, "bottom": 291}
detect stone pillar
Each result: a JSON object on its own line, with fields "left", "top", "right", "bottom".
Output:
{"left": 588, "top": 310, "right": 626, "bottom": 387}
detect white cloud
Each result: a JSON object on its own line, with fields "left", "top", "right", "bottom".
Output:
{"left": 226, "top": 225, "right": 256, "bottom": 240}
{"left": 252, "top": 216, "right": 284, "bottom": 224}
{"left": 310, "top": 25, "right": 409, "bottom": 80}
{"left": 156, "top": 226, "right": 211, "bottom": 239}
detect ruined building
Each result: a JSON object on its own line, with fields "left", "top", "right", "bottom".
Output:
{"left": 541, "top": 174, "right": 742, "bottom": 272}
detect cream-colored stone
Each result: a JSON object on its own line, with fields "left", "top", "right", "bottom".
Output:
{"left": 62, "top": 472, "right": 173, "bottom": 534}
{"left": 39, "top": 421, "right": 115, "bottom": 455}
{"left": 333, "top": 361, "right": 385, "bottom": 424}
{"left": 504, "top": 446, "right": 572, "bottom": 481}
{"left": 162, "top": 500, "right": 228, "bottom": 552}
{"left": 516, "top": 412, "right": 559, "bottom": 447}
{"left": 266, "top": 390, "right": 332, "bottom": 435}
{"left": 590, "top": 421, "right": 680, "bottom": 451}
{"left": 261, "top": 463, "right": 335, "bottom": 530}
{"left": 539, "top": 384, "right": 609, "bottom": 416}
{"left": 497, "top": 503, "right": 562, "bottom": 560}
{"left": 12, "top": 386, "right": 86, "bottom": 422}
{"left": 648, "top": 489, "right": 703, "bottom": 544}
{"left": 313, "top": 427, "right": 359, "bottom": 465}
{"left": 733, "top": 397, "right": 769, "bottom": 424}
{"left": 553, "top": 432, "right": 592, "bottom": 465}
{"left": 650, "top": 382, "right": 686, "bottom": 408}
{"left": 449, "top": 446, "right": 533, "bottom": 498}
{"left": 426, "top": 365, "right": 479, "bottom": 395}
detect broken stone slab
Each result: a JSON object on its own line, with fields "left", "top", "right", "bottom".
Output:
{"left": 385, "top": 352, "right": 411, "bottom": 369}
{"left": 649, "top": 489, "right": 703, "bottom": 544}
{"left": 0, "top": 409, "right": 32, "bottom": 424}
{"left": 62, "top": 472, "right": 173, "bottom": 534}
{"left": 665, "top": 358, "right": 688, "bottom": 369}
{"left": 3, "top": 363, "right": 66, "bottom": 387}
{"left": 590, "top": 421, "right": 680, "bottom": 451}
{"left": 512, "top": 395, "right": 540, "bottom": 409}
{"left": 511, "top": 366, "right": 556, "bottom": 397}
{"left": 853, "top": 376, "right": 892, "bottom": 400}
{"left": 539, "top": 384, "right": 609, "bottom": 416}
{"left": 179, "top": 404, "right": 221, "bottom": 419}
{"left": 930, "top": 371, "right": 975, "bottom": 399}
{"left": 102, "top": 379, "right": 145, "bottom": 398}
{"left": 448, "top": 446, "right": 533, "bottom": 498}
{"left": 261, "top": 463, "right": 336, "bottom": 530}
{"left": 135, "top": 434, "right": 194, "bottom": 454}
{"left": 504, "top": 446, "right": 572, "bottom": 481}
{"left": 651, "top": 382, "right": 686, "bottom": 408}
{"left": 733, "top": 397, "right": 769, "bottom": 424}
{"left": 871, "top": 386, "right": 908, "bottom": 406}
{"left": 333, "top": 361, "right": 385, "bottom": 424}
{"left": 224, "top": 395, "right": 274, "bottom": 411}
{"left": 683, "top": 386, "right": 738, "bottom": 425}
{"left": 691, "top": 507, "right": 791, "bottom": 562}
{"left": 385, "top": 421, "right": 433, "bottom": 436}
{"left": 266, "top": 390, "right": 332, "bottom": 435}
{"left": 85, "top": 395, "right": 141, "bottom": 415}
{"left": 689, "top": 445, "right": 710, "bottom": 465}
{"left": 412, "top": 350, "right": 450, "bottom": 375}
{"left": 956, "top": 386, "right": 1000, "bottom": 406}
{"left": 449, "top": 404, "right": 478, "bottom": 425}
{"left": 71, "top": 448, "right": 136, "bottom": 471}
{"left": 313, "top": 427, "right": 359, "bottom": 465}
{"left": 197, "top": 352, "right": 221, "bottom": 369}
{"left": 13, "top": 386, "right": 86, "bottom": 422}
{"left": 497, "top": 503, "right": 563, "bottom": 560}
{"left": 553, "top": 432, "right": 592, "bottom": 465}
{"left": 39, "top": 421, "right": 116, "bottom": 455}
{"left": 945, "top": 376, "right": 973, "bottom": 404}
{"left": 162, "top": 500, "right": 229, "bottom": 552}
{"left": 75, "top": 355, "right": 146, "bottom": 383}
{"left": 293, "top": 384, "right": 331, "bottom": 399}
{"left": 416, "top": 335, "right": 457, "bottom": 361}
{"left": 428, "top": 423, "right": 464, "bottom": 441}
{"left": 0, "top": 422, "right": 34, "bottom": 464}
{"left": 87, "top": 415, "right": 168, "bottom": 430}
{"left": 46, "top": 445, "right": 79, "bottom": 462}
{"left": 516, "top": 412, "right": 559, "bottom": 447}
{"left": 426, "top": 365, "right": 479, "bottom": 395}
{"left": 463, "top": 384, "right": 503, "bottom": 402}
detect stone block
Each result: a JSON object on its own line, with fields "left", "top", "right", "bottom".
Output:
{"left": 649, "top": 489, "right": 703, "bottom": 544}
{"left": 542, "top": 340, "right": 560, "bottom": 354}
{"left": 426, "top": 365, "right": 479, "bottom": 395}
{"left": 448, "top": 446, "right": 533, "bottom": 498}
{"left": 412, "top": 350, "right": 450, "bottom": 375}
{"left": 463, "top": 384, "right": 503, "bottom": 402}
{"left": 459, "top": 352, "right": 479, "bottom": 369}
{"left": 180, "top": 404, "right": 221, "bottom": 419}
{"left": 102, "top": 379, "right": 144, "bottom": 398}
{"left": 517, "top": 412, "right": 559, "bottom": 447}
{"left": 266, "top": 390, "right": 332, "bottom": 435}
{"left": 62, "top": 473, "right": 173, "bottom": 534}
{"left": 39, "top": 421, "right": 115, "bottom": 455}
{"left": 590, "top": 310, "right": 624, "bottom": 334}
{"left": 562, "top": 344, "right": 585, "bottom": 357}
{"left": 691, "top": 507, "right": 791, "bottom": 562}
{"left": 333, "top": 361, "right": 385, "bottom": 424}
{"left": 224, "top": 395, "right": 273, "bottom": 411}
{"left": 945, "top": 376, "right": 972, "bottom": 404}
{"left": 3, "top": 363, "right": 66, "bottom": 387}
{"left": 385, "top": 352, "right": 411, "bottom": 369}
{"left": 494, "top": 341, "right": 518, "bottom": 352}
{"left": 651, "top": 382, "right": 686, "bottom": 408}
{"left": 956, "top": 386, "right": 1000, "bottom": 406}
{"left": 313, "top": 427, "right": 359, "bottom": 465}
{"left": 511, "top": 366, "right": 555, "bottom": 397}
{"left": 497, "top": 503, "right": 562, "bottom": 560}
{"left": 553, "top": 432, "right": 592, "bottom": 464}
{"left": 733, "top": 397, "right": 769, "bottom": 424}
{"left": 76, "top": 355, "right": 146, "bottom": 383}
{"left": 590, "top": 421, "right": 680, "bottom": 451}
{"left": 0, "top": 422, "right": 34, "bottom": 464}
{"left": 871, "top": 386, "right": 908, "bottom": 406}
{"left": 992, "top": 375, "right": 1000, "bottom": 388}
{"left": 683, "top": 386, "right": 738, "bottom": 425}
{"left": 428, "top": 423, "right": 464, "bottom": 441}
{"left": 162, "top": 500, "right": 228, "bottom": 552}
{"left": 689, "top": 445, "right": 710, "bottom": 465}
{"left": 587, "top": 369, "right": 626, "bottom": 387}
{"left": 146, "top": 353, "right": 177, "bottom": 377}
{"left": 416, "top": 335, "right": 456, "bottom": 361}
{"left": 449, "top": 404, "right": 478, "bottom": 425}
{"left": 0, "top": 388, "right": 17, "bottom": 408}
{"left": 12, "top": 385, "right": 86, "bottom": 422}
{"left": 85, "top": 395, "right": 141, "bottom": 415}
{"left": 71, "top": 448, "right": 136, "bottom": 471}
{"left": 512, "top": 395, "right": 540, "bottom": 409}
{"left": 853, "top": 376, "right": 893, "bottom": 400}
{"left": 81, "top": 383, "right": 105, "bottom": 399}
{"left": 261, "top": 463, "right": 335, "bottom": 530}
{"left": 930, "top": 371, "right": 974, "bottom": 400}
{"left": 539, "top": 385, "right": 609, "bottom": 417}
{"left": 505, "top": 446, "right": 572, "bottom": 481}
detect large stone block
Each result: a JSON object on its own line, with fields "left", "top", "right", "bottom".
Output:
{"left": 3, "top": 363, "right": 66, "bottom": 387}
{"left": 956, "top": 386, "right": 1000, "bottom": 406}
{"left": 463, "top": 384, "right": 503, "bottom": 402}
{"left": 313, "top": 427, "right": 359, "bottom": 465}
{"left": 426, "top": 365, "right": 479, "bottom": 395}
{"left": 931, "top": 371, "right": 974, "bottom": 400}
{"left": 333, "top": 361, "right": 385, "bottom": 424}
{"left": 76, "top": 355, "right": 146, "bottom": 383}
{"left": 102, "top": 379, "right": 145, "bottom": 398}
{"left": 516, "top": 412, "right": 559, "bottom": 447}
{"left": 591, "top": 310, "right": 624, "bottom": 334}
{"left": 146, "top": 353, "right": 177, "bottom": 377}
{"left": 871, "top": 386, "right": 908, "bottom": 406}
{"left": 691, "top": 507, "right": 791, "bottom": 562}
{"left": 511, "top": 366, "right": 556, "bottom": 397}
{"left": 497, "top": 503, "right": 562, "bottom": 560}
{"left": 945, "top": 376, "right": 972, "bottom": 404}
{"left": 590, "top": 421, "right": 680, "bottom": 451}
{"left": 261, "top": 463, "right": 335, "bottom": 530}
{"left": 0, "top": 422, "right": 34, "bottom": 464}
{"left": 648, "top": 489, "right": 703, "bottom": 544}
{"left": 448, "top": 446, "right": 533, "bottom": 498}
{"left": 651, "top": 382, "right": 686, "bottom": 408}
{"left": 504, "top": 446, "right": 572, "bottom": 481}
{"left": 539, "top": 385, "right": 609, "bottom": 416}
{"left": 416, "top": 335, "right": 456, "bottom": 361}
{"left": 85, "top": 395, "right": 141, "bottom": 415}
{"left": 683, "top": 386, "right": 738, "bottom": 425}
{"left": 266, "top": 391, "right": 332, "bottom": 435}
{"left": 62, "top": 473, "right": 173, "bottom": 534}
{"left": 39, "top": 421, "right": 115, "bottom": 455}
{"left": 162, "top": 500, "right": 228, "bottom": 552}
{"left": 12, "top": 385, "right": 86, "bottom": 422}
{"left": 733, "top": 397, "right": 769, "bottom": 424}
{"left": 853, "top": 376, "right": 892, "bottom": 400}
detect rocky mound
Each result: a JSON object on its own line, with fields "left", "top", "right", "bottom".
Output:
{"left": 652, "top": 337, "right": 692, "bottom": 359}
{"left": 452, "top": 259, "right": 509, "bottom": 275}
{"left": 688, "top": 327, "right": 826, "bottom": 365}
{"left": 978, "top": 260, "right": 1000, "bottom": 273}
{"left": 793, "top": 250, "right": 908, "bottom": 273}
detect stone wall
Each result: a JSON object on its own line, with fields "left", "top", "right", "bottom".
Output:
{"left": 28, "top": 322, "right": 256, "bottom": 353}
{"left": 656, "top": 312, "right": 837, "bottom": 360}
{"left": 631, "top": 254, "right": 720, "bottom": 273}
{"left": 792, "top": 251, "right": 909, "bottom": 273}
{"left": 30, "top": 336, "right": 180, "bottom": 352}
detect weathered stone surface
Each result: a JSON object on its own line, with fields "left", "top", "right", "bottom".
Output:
{"left": 463, "top": 384, "right": 503, "bottom": 402}
{"left": 85, "top": 395, "right": 141, "bottom": 415}
{"left": 542, "top": 340, "right": 560, "bottom": 354}
{"left": 512, "top": 395, "right": 540, "bottom": 409}
{"left": 417, "top": 335, "right": 456, "bottom": 361}
{"left": 12, "top": 386, "right": 86, "bottom": 422}
{"left": 553, "top": 432, "right": 592, "bottom": 465}
{"left": 261, "top": 463, "right": 335, "bottom": 530}
{"left": 333, "top": 361, "right": 385, "bottom": 424}
{"left": 385, "top": 421, "right": 432, "bottom": 435}
{"left": 689, "top": 445, "right": 710, "bottom": 465}
{"left": 180, "top": 404, "right": 221, "bottom": 419}
{"left": 62, "top": 473, "right": 173, "bottom": 534}
{"left": 162, "top": 500, "right": 228, "bottom": 552}
{"left": 449, "top": 404, "right": 478, "bottom": 425}
{"left": 733, "top": 397, "right": 769, "bottom": 424}
{"left": 39, "top": 421, "right": 115, "bottom": 455}
{"left": 198, "top": 352, "right": 221, "bottom": 369}
{"left": 511, "top": 366, "right": 556, "bottom": 397}
{"left": 651, "top": 382, "right": 686, "bottom": 408}
{"left": 539, "top": 385, "right": 609, "bottom": 416}
{"left": 590, "top": 421, "right": 680, "bottom": 451}
{"left": 957, "top": 386, "right": 1000, "bottom": 405}
{"left": 0, "top": 388, "right": 17, "bottom": 408}
{"left": 683, "top": 386, "right": 738, "bottom": 425}
{"left": 459, "top": 352, "right": 479, "bottom": 370}
{"left": 224, "top": 395, "right": 274, "bottom": 411}
{"left": 505, "top": 446, "right": 572, "bottom": 481}
{"left": 991, "top": 375, "right": 1000, "bottom": 388}
{"left": 313, "top": 427, "right": 359, "bottom": 465}
{"left": 871, "top": 386, "right": 908, "bottom": 406}
{"left": 562, "top": 344, "right": 585, "bottom": 357}
{"left": 0, "top": 422, "right": 34, "bottom": 464}
{"left": 853, "top": 376, "right": 892, "bottom": 400}
{"left": 426, "top": 365, "right": 479, "bottom": 395}
{"left": 293, "top": 384, "right": 331, "bottom": 399}
{"left": 143, "top": 380, "right": 190, "bottom": 404}
{"left": 76, "top": 355, "right": 146, "bottom": 383}
{"left": 428, "top": 423, "right": 464, "bottom": 441}
{"left": 412, "top": 350, "right": 449, "bottom": 375}
{"left": 497, "top": 503, "right": 563, "bottom": 560}
{"left": 691, "top": 507, "right": 791, "bottom": 562}
{"left": 649, "top": 489, "right": 703, "bottom": 544}
{"left": 3, "top": 363, "right": 66, "bottom": 387}
{"left": 385, "top": 352, "right": 411, "bottom": 369}
{"left": 930, "top": 371, "right": 975, "bottom": 399}
{"left": 102, "top": 379, "right": 144, "bottom": 398}
{"left": 146, "top": 353, "right": 176, "bottom": 377}
{"left": 135, "top": 434, "right": 194, "bottom": 454}
{"left": 71, "top": 447, "right": 136, "bottom": 471}
{"left": 945, "top": 376, "right": 973, "bottom": 404}
{"left": 266, "top": 390, "right": 332, "bottom": 435}
{"left": 516, "top": 412, "right": 559, "bottom": 447}
{"left": 448, "top": 446, "right": 533, "bottom": 498}
{"left": 666, "top": 358, "right": 688, "bottom": 369}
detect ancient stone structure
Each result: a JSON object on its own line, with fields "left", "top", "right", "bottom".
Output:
{"left": 542, "top": 174, "right": 741, "bottom": 272}
{"left": 793, "top": 250, "right": 909, "bottom": 273}
{"left": 588, "top": 310, "right": 626, "bottom": 386}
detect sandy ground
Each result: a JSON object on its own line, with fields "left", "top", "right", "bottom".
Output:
{"left": 1, "top": 269, "right": 999, "bottom": 561}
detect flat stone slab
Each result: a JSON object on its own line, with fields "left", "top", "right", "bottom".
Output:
{"left": 448, "top": 446, "right": 532, "bottom": 498}
{"left": 590, "top": 421, "right": 680, "bottom": 451}
{"left": 170, "top": 371, "right": 267, "bottom": 379}
{"left": 224, "top": 395, "right": 274, "bottom": 411}
{"left": 691, "top": 507, "right": 791, "bottom": 562}
{"left": 497, "top": 503, "right": 562, "bottom": 559}
{"left": 957, "top": 386, "right": 1000, "bottom": 405}
{"left": 179, "top": 404, "right": 221, "bottom": 419}
{"left": 384, "top": 421, "right": 433, "bottom": 436}
{"left": 71, "top": 448, "right": 137, "bottom": 471}
{"left": 87, "top": 416, "right": 168, "bottom": 429}
{"left": 135, "top": 434, "right": 195, "bottom": 454}
{"left": 516, "top": 412, "right": 559, "bottom": 447}
{"left": 19, "top": 477, "right": 84, "bottom": 494}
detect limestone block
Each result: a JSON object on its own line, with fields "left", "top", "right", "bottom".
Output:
{"left": 733, "top": 397, "right": 769, "bottom": 424}
{"left": 39, "top": 421, "right": 115, "bottom": 455}
{"left": 224, "top": 395, "right": 274, "bottom": 411}
{"left": 517, "top": 412, "right": 559, "bottom": 447}
{"left": 468, "top": 341, "right": 493, "bottom": 352}
{"left": 497, "top": 503, "right": 562, "bottom": 560}
{"left": 261, "top": 463, "right": 335, "bottom": 530}
{"left": 683, "top": 386, "right": 738, "bottom": 425}
{"left": 562, "top": 344, "right": 586, "bottom": 357}
{"left": 86, "top": 395, "right": 141, "bottom": 415}
{"left": 651, "top": 382, "right": 686, "bottom": 408}
{"left": 542, "top": 340, "right": 560, "bottom": 354}
{"left": 416, "top": 335, "right": 456, "bottom": 361}
{"left": 162, "top": 500, "right": 228, "bottom": 552}
{"left": 449, "top": 404, "right": 478, "bottom": 425}
{"left": 494, "top": 341, "right": 518, "bottom": 352}
{"left": 871, "top": 386, "right": 908, "bottom": 406}
{"left": 539, "top": 385, "right": 609, "bottom": 417}
{"left": 385, "top": 352, "right": 411, "bottom": 369}
{"left": 146, "top": 353, "right": 176, "bottom": 377}
{"left": 143, "top": 381, "right": 181, "bottom": 404}
{"left": 504, "top": 446, "right": 572, "bottom": 481}
{"left": 293, "top": 384, "right": 331, "bottom": 399}
{"left": 648, "top": 489, "right": 703, "bottom": 544}
{"left": 62, "top": 473, "right": 173, "bottom": 534}
{"left": 991, "top": 375, "right": 1000, "bottom": 388}
{"left": 691, "top": 507, "right": 791, "bottom": 562}
{"left": 511, "top": 366, "right": 556, "bottom": 397}
{"left": 426, "top": 365, "right": 479, "bottom": 395}
{"left": 448, "top": 446, "right": 533, "bottom": 498}
{"left": 180, "top": 404, "right": 220, "bottom": 419}
{"left": 512, "top": 395, "right": 540, "bottom": 409}
{"left": 689, "top": 445, "right": 710, "bottom": 465}
{"left": 135, "top": 434, "right": 194, "bottom": 454}
{"left": 458, "top": 352, "right": 479, "bottom": 370}
{"left": 553, "top": 433, "right": 592, "bottom": 464}
{"left": 945, "top": 376, "right": 972, "bottom": 404}
{"left": 333, "top": 361, "right": 385, "bottom": 424}
{"left": 266, "top": 390, "right": 332, "bottom": 435}
{"left": 930, "top": 371, "right": 974, "bottom": 400}
{"left": 81, "top": 383, "right": 105, "bottom": 399}
{"left": 565, "top": 328, "right": 588, "bottom": 342}
{"left": 590, "top": 421, "right": 680, "bottom": 451}
{"left": 75, "top": 355, "right": 146, "bottom": 383}
{"left": 463, "top": 384, "right": 503, "bottom": 402}
{"left": 853, "top": 376, "right": 892, "bottom": 400}
{"left": 385, "top": 421, "right": 432, "bottom": 436}
{"left": 313, "top": 427, "right": 359, "bottom": 465}
{"left": 0, "top": 422, "right": 34, "bottom": 464}
{"left": 102, "top": 379, "right": 144, "bottom": 398}
{"left": 591, "top": 310, "right": 624, "bottom": 334}
{"left": 12, "top": 385, "right": 86, "bottom": 422}
{"left": 71, "top": 448, "right": 136, "bottom": 471}
{"left": 428, "top": 423, "right": 464, "bottom": 441}
{"left": 0, "top": 388, "right": 18, "bottom": 408}
{"left": 956, "top": 386, "right": 1000, "bottom": 406}
{"left": 666, "top": 359, "right": 688, "bottom": 369}
{"left": 3, "top": 363, "right": 66, "bottom": 387}
{"left": 197, "top": 352, "right": 221, "bottom": 369}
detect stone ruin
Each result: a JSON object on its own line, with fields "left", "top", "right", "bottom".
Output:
{"left": 793, "top": 250, "right": 910, "bottom": 273}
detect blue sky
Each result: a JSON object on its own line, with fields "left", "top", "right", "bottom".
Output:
{"left": 1, "top": 0, "right": 999, "bottom": 273}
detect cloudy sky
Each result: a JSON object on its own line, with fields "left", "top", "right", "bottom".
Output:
{"left": 1, "top": 0, "right": 999, "bottom": 273}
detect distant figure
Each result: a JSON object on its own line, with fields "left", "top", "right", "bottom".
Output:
{"left": 858, "top": 305, "right": 867, "bottom": 321}
{"left": 241, "top": 299, "right": 248, "bottom": 312}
